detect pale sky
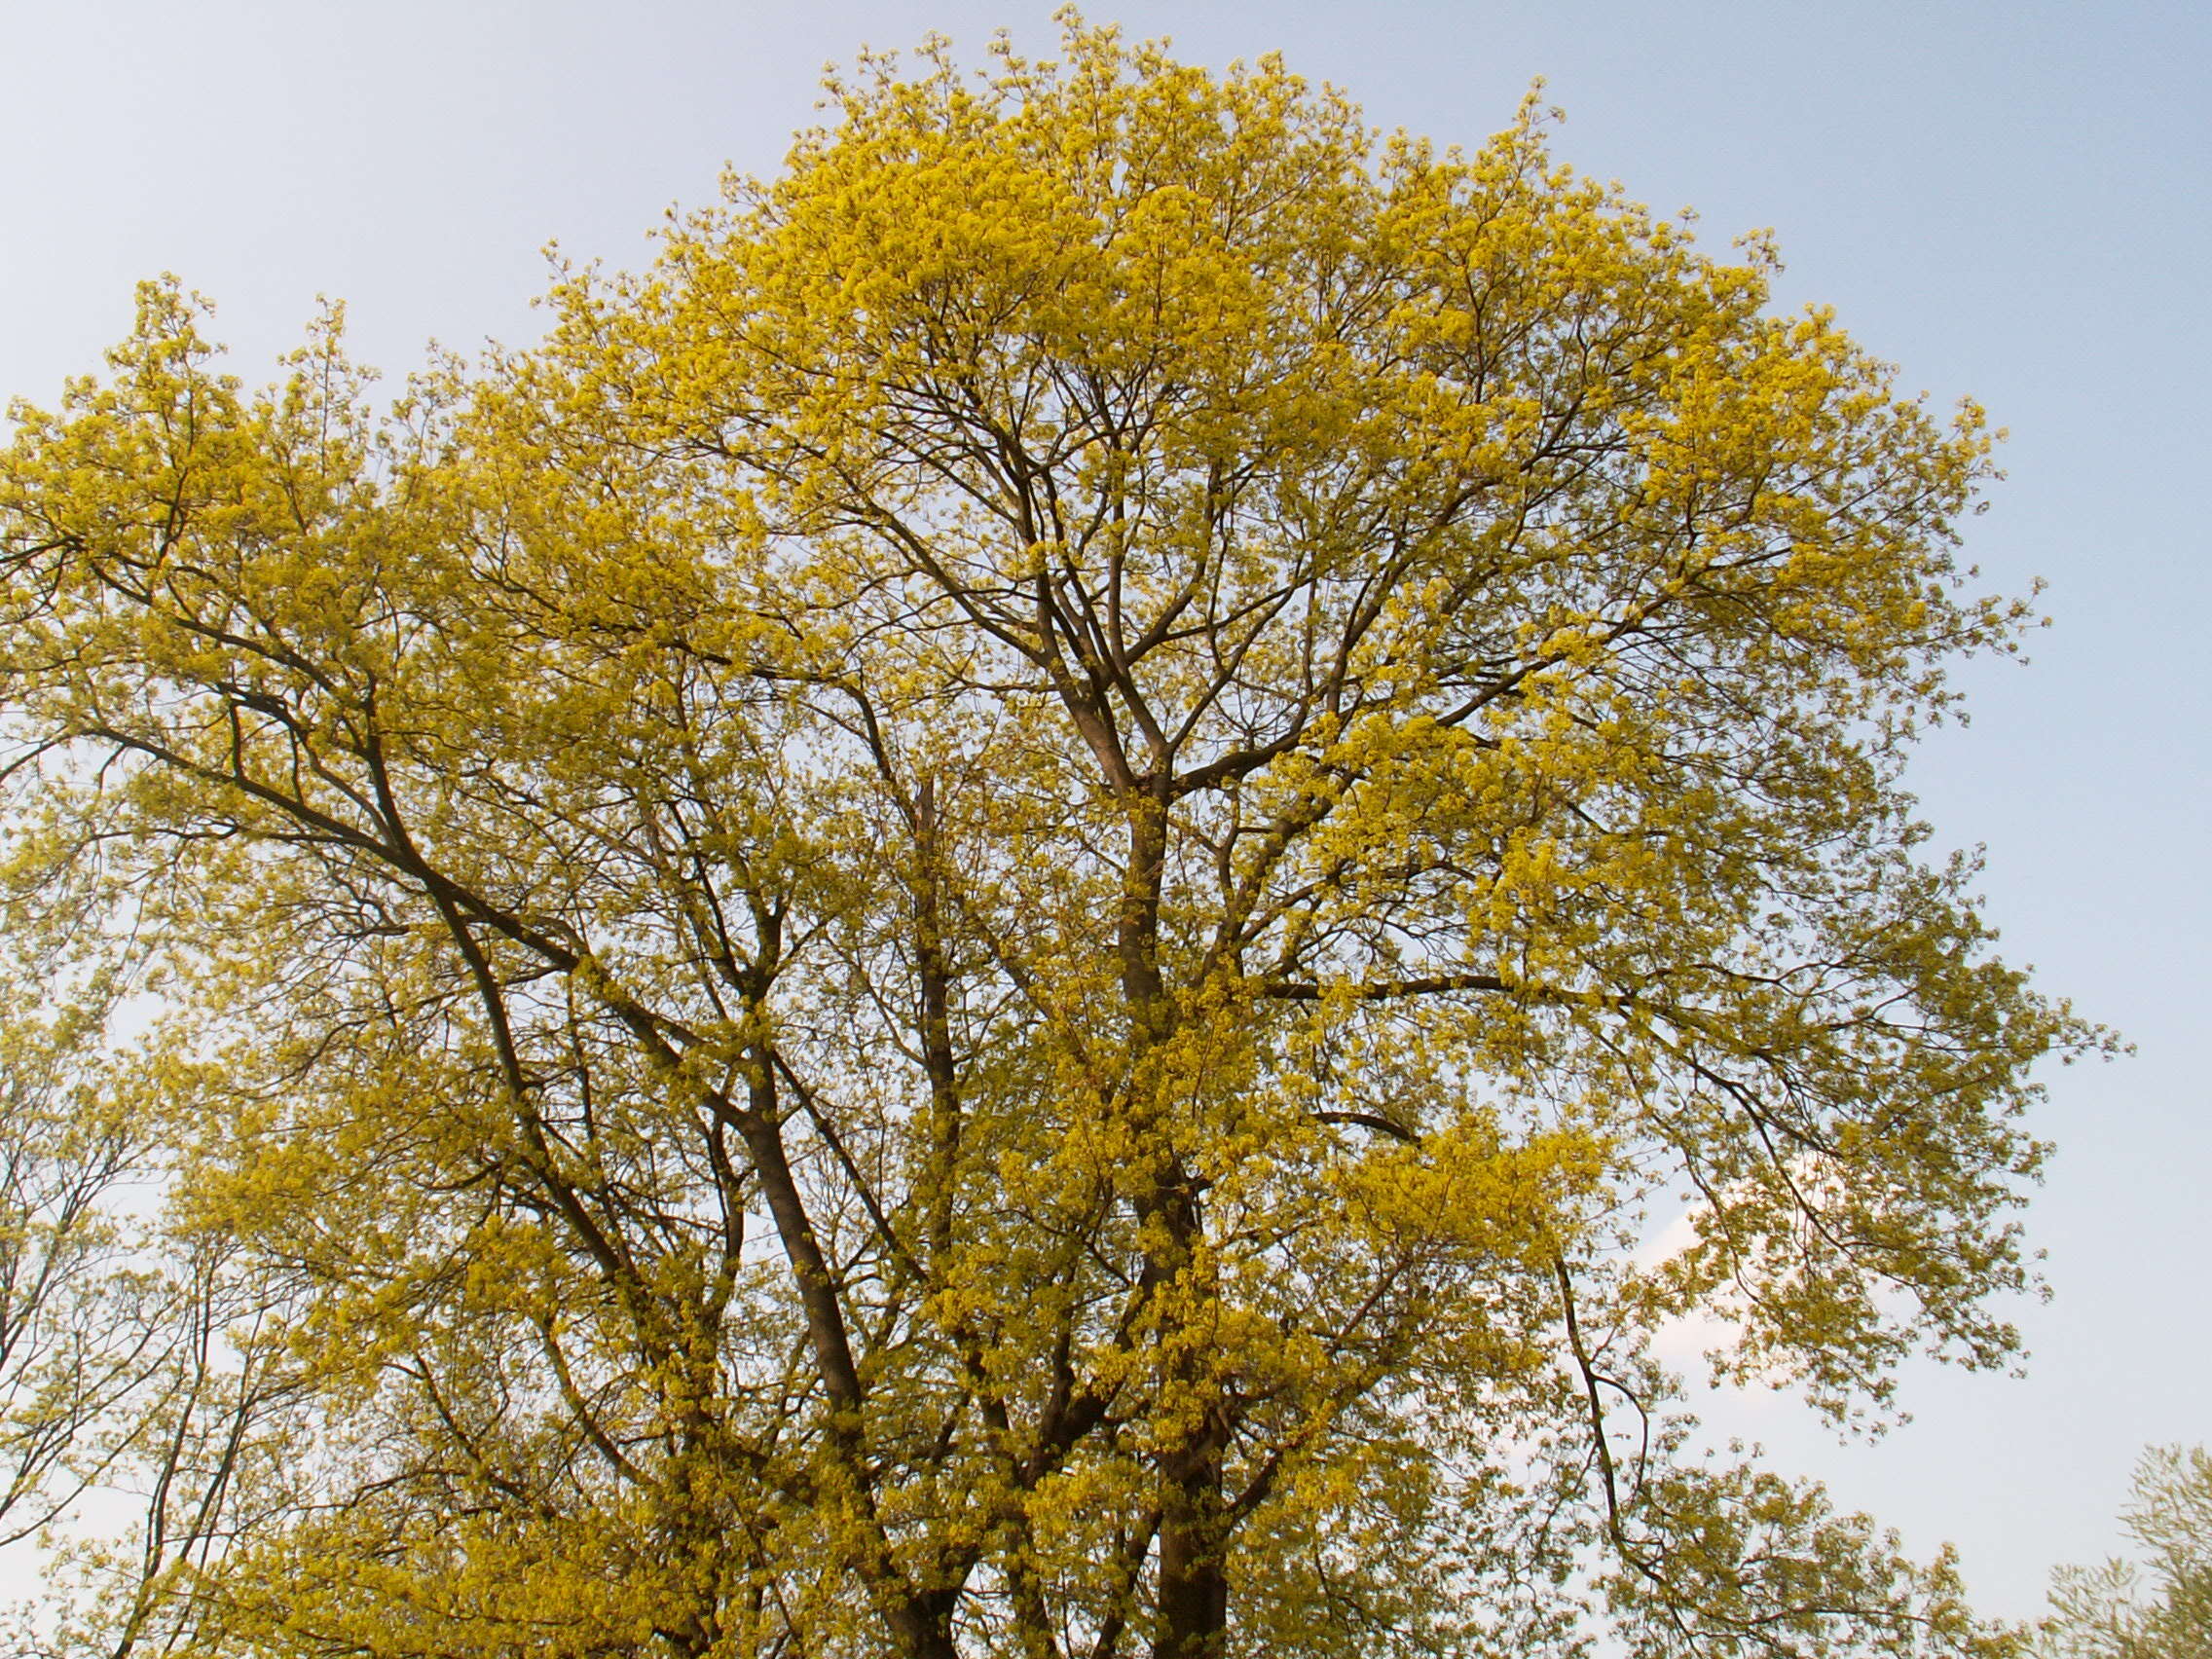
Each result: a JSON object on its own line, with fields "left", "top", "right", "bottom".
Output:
{"left": 2, "top": 0, "right": 2205, "bottom": 1629}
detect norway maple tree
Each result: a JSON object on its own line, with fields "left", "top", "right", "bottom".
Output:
{"left": 0, "top": 21, "right": 2098, "bottom": 1659}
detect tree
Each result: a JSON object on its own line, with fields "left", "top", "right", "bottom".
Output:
{"left": 0, "top": 956, "right": 295, "bottom": 1659}
{"left": 2035, "top": 1446, "right": 2212, "bottom": 1659}
{"left": 0, "top": 968, "right": 160, "bottom": 1556}
{"left": 0, "top": 19, "right": 2102, "bottom": 1659}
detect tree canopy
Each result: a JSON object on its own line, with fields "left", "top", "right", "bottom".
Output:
{"left": 2036, "top": 1446, "right": 2212, "bottom": 1659}
{"left": 0, "top": 19, "right": 2101, "bottom": 1659}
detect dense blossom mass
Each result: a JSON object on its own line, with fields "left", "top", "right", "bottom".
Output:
{"left": 0, "top": 20, "right": 2098, "bottom": 1659}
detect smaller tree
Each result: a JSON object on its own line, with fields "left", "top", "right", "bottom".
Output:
{"left": 2037, "top": 1445, "right": 2212, "bottom": 1659}
{"left": 0, "top": 927, "right": 296, "bottom": 1658}
{"left": 0, "top": 968, "right": 161, "bottom": 1553}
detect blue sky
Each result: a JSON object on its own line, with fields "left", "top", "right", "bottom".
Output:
{"left": 3, "top": 0, "right": 2205, "bottom": 1626}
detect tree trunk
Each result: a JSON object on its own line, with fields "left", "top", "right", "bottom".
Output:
{"left": 1114, "top": 789, "right": 1235, "bottom": 1659}
{"left": 1142, "top": 1171, "right": 1230, "bottom": 1659}
{"left": 1154, "top": 1436, "right": 1230, "bottom": 1659}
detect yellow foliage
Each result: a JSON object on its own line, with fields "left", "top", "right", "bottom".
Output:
{"left": 0, "top": 18, "right": 2098, "bottom": 1659}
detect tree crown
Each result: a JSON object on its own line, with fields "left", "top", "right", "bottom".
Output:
{"left": 0, "top": 18, "right": 2103, "bottom": 1659}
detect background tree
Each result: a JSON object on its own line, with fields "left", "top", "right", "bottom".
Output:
{"left": 2034, "top": 1446, "right": 2212, "bottom": 1659}
{"left": 0, "top": 969, "right": 156, "bottom": 1556}
{"left": 0, "top": 948, "right": 294, "bottom": 1659}
{"left": 0, "top": 20, "right": 2103, "bottom": 1659}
